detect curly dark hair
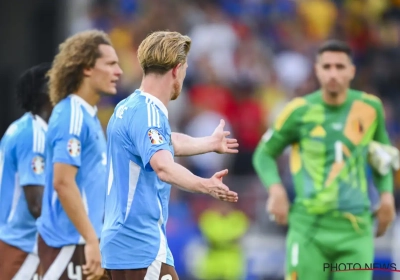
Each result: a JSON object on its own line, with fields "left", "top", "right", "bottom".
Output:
{"left": 16, "top": 63, "right": 52, "bottom": 114}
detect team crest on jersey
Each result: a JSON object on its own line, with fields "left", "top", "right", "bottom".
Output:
{"left": 148, "top": 129, "right": 164, "bottom": 145}
{"left": 31, "top": 156, "right": 44, "bottom": 174}
{"left": 67, "top": 138, "right": 81, "bottom": 157}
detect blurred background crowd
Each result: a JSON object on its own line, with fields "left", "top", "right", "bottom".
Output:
{"left": 2, "top": 0, "right": 400, "bottom": 279}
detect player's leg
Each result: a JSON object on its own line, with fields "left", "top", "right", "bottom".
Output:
{"left": 39, "top": 236, "right": 109, "bottom": 280}
{"left": 107, "top": 268, "right": 147, "bottom": 280}
{"left": 0, "top": 239, "right": 39, "bottom": 279}
{"left": 286, "top": 230, "right": 331, "bottom": 280}
{"left": 285, "top": 213, "right": 331, "bottom": 280}
{"left": 158, "top": 262, "right": 179, "bottom": 280}
{"left": 332, "top": 216, "right": 374, "bottom": 280}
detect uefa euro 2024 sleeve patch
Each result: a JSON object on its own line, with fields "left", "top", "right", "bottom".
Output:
{"left": 31, "top": 156, "right": 45, "bottom": 174}
{"left": 67, "top": 138, "right": 81, "bottom": 157}
{"left": 148, "top": 128, "right": 164, "bottom": 145}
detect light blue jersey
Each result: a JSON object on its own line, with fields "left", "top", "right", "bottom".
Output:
{"left": 0, "top": 113, "right": 47, "bottom": 253}
{"left": 37, "top": 94, "right": 107, "bottom": 247}
{"left": 100, "top": 90, "right": 174, "bottom": 269}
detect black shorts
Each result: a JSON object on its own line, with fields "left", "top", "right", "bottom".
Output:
{"left": 106, "top": 260, "right": 179, "bottom": 280}
{"left": 38, "top": 234, "right": 108, "bottom": 280}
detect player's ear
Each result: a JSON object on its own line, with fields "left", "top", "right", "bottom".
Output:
{"left": 349, "top": 63, "right": 356, "bottom": 80}
{"left": 171, "top": 63, "right": 182, "bottom": 78}
{"left": 83, "top": 67, "right": 93, "bottom": 77}
{"left": 314, "top": 62, "right": 320, "bottom": 78}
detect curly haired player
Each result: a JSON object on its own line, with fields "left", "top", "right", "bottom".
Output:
{"left": 0, "top": 63, "right": 52, "bottom": 279}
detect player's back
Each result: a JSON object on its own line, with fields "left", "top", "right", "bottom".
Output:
{"left": 37, "top": 94, "right": 107, "bottom": 247}
{"left": 101, "top": 90, "right": 174, "bottom": 269}
{"left": 0, "top": 113, "right": 46, "bottom": 252}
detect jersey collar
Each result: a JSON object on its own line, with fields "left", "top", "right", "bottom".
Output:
{"left": 70, "top": 94, "right": 98, "bottom": 117}
{"left": 138, "top": 91, "right": 169, "bottom": 119}
{"left": 29, "top": 113, "right": 48, "bottom": 131}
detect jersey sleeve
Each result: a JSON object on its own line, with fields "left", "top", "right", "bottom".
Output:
{"left": 51, "top": 104, "right": 86, "bottom": 168}
{"left": 252, "top": 98, "right": 305, "bottom": 189}
{"left": 129, "top": 105, "right": 171, "bottom": 172}
{"left": 261, "top": 98, "right": 305, "bottom": 157}
{"left": 17, "top": 125, "right": 46, "bottom": 187}
{"left": 373, "top": 99, "right": 391, "bottom": 145}
{"left": 371, "top": 97, "right": 394, "bottom": 193}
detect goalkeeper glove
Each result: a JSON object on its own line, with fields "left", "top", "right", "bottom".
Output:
{"left": 368, "top": 141, "right": 400, "bottom": 176}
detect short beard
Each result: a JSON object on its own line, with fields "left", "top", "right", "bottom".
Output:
{"left": 328, "top": 91, "right": 339, "bottom": 98}
{"left": 171, "top": 80, "right": 181, "bottom": 100}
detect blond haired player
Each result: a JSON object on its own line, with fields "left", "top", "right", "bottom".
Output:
{"left": 101, "top": 31, "right": 239, "bottom": 280}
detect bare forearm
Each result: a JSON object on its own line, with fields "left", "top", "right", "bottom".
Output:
{"left": 55, "top": 183, "right": 98, "bottom": 242}
{"left": 172, "top": 133, "right": 215, "bottom": 156}
{"left": 156, "top": 161, "right": 208, "bottom": 193}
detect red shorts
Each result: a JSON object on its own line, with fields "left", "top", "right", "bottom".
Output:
{"left": 106, "top": 260, "right": 179, "bottom": 280}
{"left": 0, "top": 240, "right": 39, "bottom": 279}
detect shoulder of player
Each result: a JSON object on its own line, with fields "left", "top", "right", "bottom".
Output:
{"left": 351, "top": 90, "right": 384, "bottom": 111}
{"left": 360, "top": 91, "right": 382, "bottom": 106}
{"left": 10, "top": 116, "right": 45, "bottom": 153}
{"left": 132, "top": 97, "right": 166, "bottom": 122}
{"left": 1, "top": 116, "right": 29, "bottom": 146}
{"left": 274, "top": 97, "right": 310, "bottom": 130}
{"left": 48, "top": 96, "right": 87, "bottom": 136}
{"left": 279, "top": 96, "right": 310, "bottom": 117}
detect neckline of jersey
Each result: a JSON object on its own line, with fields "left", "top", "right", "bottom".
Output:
{"left": 318, "top": 89, "right": 352, "bottom": 110}
{"left": 70, "top": 94, "right": 98, "bottom": 117}
{"left": 135, "top": 89, "right": 169, "bottom": 119}
{"left": 28, "top": 113, "right": 48, "bottom": 131}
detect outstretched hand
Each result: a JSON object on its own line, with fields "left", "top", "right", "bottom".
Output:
{"left": 206, "top": 169, "right": 238, "bottom": 203}
{"left": 211, "top": 119, "right": 239, "bottom": 154}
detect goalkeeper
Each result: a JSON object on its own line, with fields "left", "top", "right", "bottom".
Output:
{"left": 253, "top": 40, "right": 397, "bottom": 280}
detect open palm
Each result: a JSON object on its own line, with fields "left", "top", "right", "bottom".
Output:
{"left": 212, "top": 119, "right": 239, "bottom": 154}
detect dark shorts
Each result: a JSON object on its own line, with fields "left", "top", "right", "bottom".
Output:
{"left": 38, "top": 234, "right": 108, "bottom": 280}
{"left": 0, "top": 240, "right": 39, "bottom": 280}
{"left": 106, "top": 260, "right": 179, "bottom": 280}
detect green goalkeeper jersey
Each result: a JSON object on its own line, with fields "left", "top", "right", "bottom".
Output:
{"left": 253, "top": 89, "right": 393, "bottom": 215}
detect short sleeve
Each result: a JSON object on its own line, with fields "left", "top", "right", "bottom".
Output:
{"left": 51, "top": 104, "right": 86, "bottom": 168}
{"left": 129, "top": 106, "right": 171, "bottom": 171}
{"left": 261, "top": 98, "right": 306, "bottom": 157}
{"left": 17, "top": 125, "right": 46, "bottom": 187}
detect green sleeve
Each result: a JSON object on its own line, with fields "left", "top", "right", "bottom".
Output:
{"left": 252, "top": 98, "right": 304, "bottom": 189}
{"left": 371, "top": 99, "right": 394, "bottom": 194}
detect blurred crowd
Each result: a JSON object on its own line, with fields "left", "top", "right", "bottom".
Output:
{"left": 73, "top": 0, "right": 400, "bottom": 279}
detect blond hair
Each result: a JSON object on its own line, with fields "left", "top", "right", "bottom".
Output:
{"left": 48, "top": 30, "right": 112, "bottom": 105}
{"left": 137, "top": 31, "right": 191, "bottom": 75}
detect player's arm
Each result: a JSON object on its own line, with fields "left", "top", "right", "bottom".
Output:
{"left": 150, "top": 150, "right": 237, "bottom": 201}
{"left": 51, "top": 112, "right": 98, "bottom": 244}
{"left": 53, "top": 163, "right": 98, "bottom": 243}
{"left": 17, "top": 128, "right": 46, "bottom": 219}
{"left": 371, "top": 100, "right": 394, "bottom": 194}
{"left": 370, "top": 97, "right": 396, "bottom": 237}
{"left": 171, "top": 119, "right": 238, "bottom": 156}
{"left": 132, "top": 110, "right": 237, "bottom": 202}
{"left": 252, "top": 99, "right": 303, "bottom": 190}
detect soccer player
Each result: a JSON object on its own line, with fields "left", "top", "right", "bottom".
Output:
{"left": 252, "top": 40, "right": 396, "bottom": 280}
{"left": 36, "top": 30, "right": 122, "bottom": 280}
{"left": 0, "top": 63, "right": 52, "bottom": 279}
{"left": 100, "top": 31, "right": 239, "bottom": 280}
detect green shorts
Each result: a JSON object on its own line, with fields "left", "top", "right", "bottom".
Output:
{"left": 285, "top": 207, "right": 374, "bottom": 280}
